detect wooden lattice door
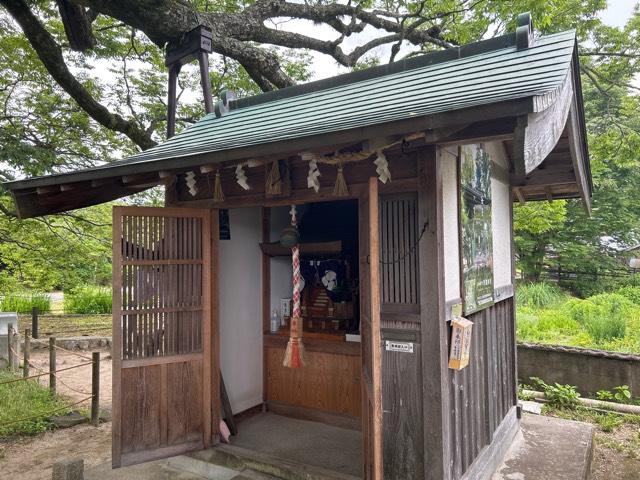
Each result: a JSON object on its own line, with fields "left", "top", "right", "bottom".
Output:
{"left": 112, "top": 207, "right": 216, "bottom": 468}
{"left": 359, "top": 178, "right": 383, "bottom": 479}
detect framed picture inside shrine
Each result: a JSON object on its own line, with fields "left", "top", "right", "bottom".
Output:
{"left": 458, "top": 143, "right": 495, "bottom": 315}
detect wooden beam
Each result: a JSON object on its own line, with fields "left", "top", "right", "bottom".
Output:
{"left": 513, "top": 187, "right": 526, "bottom": 205}
{"left": 36, "top": 185, "right": 60, "bottom": 195}
{"left": 545, "top": 187, "right": 554, "bottom": 203}
{"left": 91, "top": 177, "right": 119, "bottom": 188}
{"left": 60, "top": 183, "right": 77, "bottom": 192}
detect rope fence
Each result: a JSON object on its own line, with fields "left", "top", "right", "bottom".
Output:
{"left": 2, "top": 326, "right": 101, "bottom": 428}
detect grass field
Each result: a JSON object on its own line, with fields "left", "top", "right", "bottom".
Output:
{"left": 516, "top": 283, "right": 640, "bottom": 354}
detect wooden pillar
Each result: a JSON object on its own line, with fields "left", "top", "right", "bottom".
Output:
{"left": 23, "top": 329, "right": 30, "bottom": 378}
{"left": 91, "top": 351, "right": 100, "bottom": 426}
{"left": 418, "top": 145, "right": 451, "bottom": 480}
{"left": 49, "top": 337, "right": 57, "bottom": 395}
{"left": 210, "top": 208, "right": 221, "bottom": 444}
{"left": 198, "top": 51, "right": 214, "bottom": 115}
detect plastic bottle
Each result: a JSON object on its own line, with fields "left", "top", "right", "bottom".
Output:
{"left": 270, "top": 309, "right": 280, "bottom": 333}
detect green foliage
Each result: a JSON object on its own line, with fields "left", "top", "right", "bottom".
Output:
{"left": 596, "top": 385, "right": 633, "bottom": 404}
{"left": 64, "top": 287, "right": 112, "bottom": 314}
{"left": 516, "top": 284, "right": 640, "bottom": 353}
{"left": 0, "top": 370, "right": 70, "bottom": 437}
{"left": 616, "top": 286, "right": 640, "bottom": 305}
{"left": 0, "top": 292, "right": 51, "bottom": 314}
{"left": 533, "top": 378, "right": 581, "bottom": 409}
{"left": 517, "top": 282, "right": 567, "bottom": 309}
{"left": 565, "top": 294, "right": 630, "bottom": 343}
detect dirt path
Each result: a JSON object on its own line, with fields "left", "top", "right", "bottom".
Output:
{"left": 28, "top": 347, "right": 112, "bottom": 410}
{"left": 0, "top": 423, "right": 112, "bottom": 480}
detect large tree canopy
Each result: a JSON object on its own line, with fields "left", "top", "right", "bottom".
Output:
{"left": 0, "top": 0, "right": 636, "bottom": 157}
{"left": 0, "top": 1, "right": 640, "bottom": 291}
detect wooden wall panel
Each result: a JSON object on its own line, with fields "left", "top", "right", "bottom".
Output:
{"left": 445, "top": 297, "right": 517, "bottom": 479}
{"left": 167, "top": 360, "right": 203, "bottom": 446}
{"left": 265, "top": 345, "right": 361, "bottom": 418}
{"left": 121, "top": 365, "right": 162, "bottom": 454}
{"left": 381, "top": 330, "right": 424, "bottom": 480}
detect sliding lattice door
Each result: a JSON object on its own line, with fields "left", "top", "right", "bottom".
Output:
{"left": 112, "top": 207, "right": 216, "bottom": 467}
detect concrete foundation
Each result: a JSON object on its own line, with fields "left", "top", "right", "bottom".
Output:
{"left": 493, "top": 413, "right": 594, "bottom": 480}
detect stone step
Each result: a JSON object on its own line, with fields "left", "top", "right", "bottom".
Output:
{"left": 189, "top": 444, "right": 361, "bottom": 480}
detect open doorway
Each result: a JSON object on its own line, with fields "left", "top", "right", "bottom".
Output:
{"left": 219, "top": 199, "right": 364, "bottom": 477}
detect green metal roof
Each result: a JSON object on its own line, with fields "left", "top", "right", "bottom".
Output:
{"left": 110, "top": 29, "right": 577, "bottom": 165}
{"left": 6, "top": 29, "right": 577, "bottom": 189}
{"left": 4, "top": 28, "right": 586, "bottom": 218}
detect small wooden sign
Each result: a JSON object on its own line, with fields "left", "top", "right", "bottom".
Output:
{"left": 449, "top": 317, "right": 473, "bottom": 370}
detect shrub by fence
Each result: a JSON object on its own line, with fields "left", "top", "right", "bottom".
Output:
{"left": 0, "top": 292, "right": 51, "bottom": 314}
{"left": 0, "top": 327, "right": 100, "bottom": 436}
{"left": 63, "top": 287, "right": 112, "bottom": 314}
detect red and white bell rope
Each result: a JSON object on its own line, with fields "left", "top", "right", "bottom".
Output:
{"left": 283, "top": 205, "right": 306, "bottom": 368}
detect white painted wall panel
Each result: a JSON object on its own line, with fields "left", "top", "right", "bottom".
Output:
{"left": 442, "top": 146, "right": 461, "bottom": 303}
{"left": 487, "top": 142, "right": 513, "bottom": 288}
{"left": 219, "top": 207, "right": 263, "bottom": 414}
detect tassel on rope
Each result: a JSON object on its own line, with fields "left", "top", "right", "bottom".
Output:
{"left": 266, "top": 160, "right": 282, "bottom": 195}
{"left": 333, "top": 161, "right": 349, "bottom": 197}
{"left": 283, "top": 205, "right": 306, "bottom": 368}
{"left": 213, "top": 170, "right": 225, "bottom": 202}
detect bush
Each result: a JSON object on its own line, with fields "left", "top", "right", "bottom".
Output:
{"left": 533, "top": 378, "right": 581, "bottom": 409}
{"left": 64, "top": 286, "right": 112, "bottom": 314}
{"left": 517, "top": 282, "right": 566, "bottom": 309}
{"left": 564, "top": 294, "right": 630, "bottom": 344}
{"left": 616, "top": 286, "right": 640, "bottom": 306}
{"left": 0, "top": 292, "right": 51, "bottom": 314}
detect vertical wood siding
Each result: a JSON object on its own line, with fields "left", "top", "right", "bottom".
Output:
{"left": 446, "top": 297, "right": 517, "bottom": 478}
{"left": 379, "top": 192, "right": 424, "bottom": 479}
{"left": 380, "top": 194, "right": 420, "bottom": 307}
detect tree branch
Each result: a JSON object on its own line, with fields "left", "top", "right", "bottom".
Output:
{"left": 0, "top": 0, "right": 156, "bottom": 150}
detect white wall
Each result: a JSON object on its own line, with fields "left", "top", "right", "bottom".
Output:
{"left": 442, "top": 146, "right": 462, "bottom": 303}
{"left": 441, "top": 141, "right": 513, "bottom": 303}
{"left": 486, "top": 142, "right": 513, "bottom": 289}
{"left": 219, "top": 207, "right": 263, "bottom": 414}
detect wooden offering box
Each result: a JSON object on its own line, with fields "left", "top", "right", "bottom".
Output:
{"left": 264, "top": 333, "right": 362, "bottom": 429}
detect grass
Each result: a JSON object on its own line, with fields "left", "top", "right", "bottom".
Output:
{"left": 0, "top": 292, "right": 51, "bottom": 314}
{"left": 0, "top": 370, "right": 71, "bottom": 437}
{"left": 542, "top": 405, "right": 640, "bottom": 460}
{"left": 516, "top": 284, "right": 640, "bottom": 354}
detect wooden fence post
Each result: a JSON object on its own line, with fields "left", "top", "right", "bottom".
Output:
{"left": 23, "top": 328, "right": 30, "bottom": 378}
{"left": 49, "top": 337, "right": 56, "bottom": 395}
{"left": 31, "top": 307, "right": 39, "bottom": 339}
{"left": 7, "top": 323, "right": 13, "bottom": 371}
{"left": 91, "top": 351, "right": 100, "bottom": 426}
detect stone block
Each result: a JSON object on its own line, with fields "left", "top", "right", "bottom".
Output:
{"left": 52, "top": 458, "right": 84, "bottom": 480}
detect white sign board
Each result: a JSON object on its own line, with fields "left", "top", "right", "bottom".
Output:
{"left": 385, "top": 340, "right": 414, "bottom": 353}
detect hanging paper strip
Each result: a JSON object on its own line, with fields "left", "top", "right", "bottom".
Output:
{"left": 185, "top": 171, "right": 198, "bottom": 196}
{"left": 235, "top": 164, "right": 250, "bottom": 190}
{"left": 306, "top": 156, "right": 321, "bottom": 193}
{"left": 283, "top": 205, "right": 306, "bottom": 368}
{"left": 374, "top": 150, "right": 391, "bottom": 183}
